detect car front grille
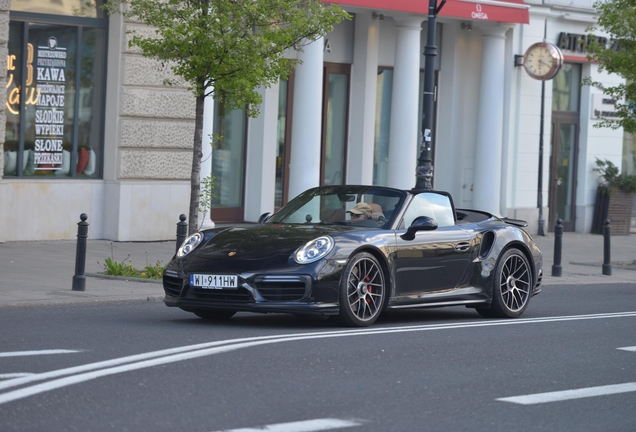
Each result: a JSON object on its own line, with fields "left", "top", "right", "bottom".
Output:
{"left": 191, "top": 287, "right": 253, "bottom": 302}
{"left": 163, "top": 271, "right": 184, "bottom": 297}
{"left": 254, "top": 275, "right": 310, "bottom": 301}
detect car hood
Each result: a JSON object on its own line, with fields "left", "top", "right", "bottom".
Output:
{"left": 195, "top": 224, "right": 356, "bottom": 260}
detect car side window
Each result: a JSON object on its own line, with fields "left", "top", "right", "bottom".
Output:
{"left": 402, "top": 193, "right": 455, "bottom": 228}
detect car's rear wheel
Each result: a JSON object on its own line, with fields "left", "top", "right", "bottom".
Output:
{"left": 478, "top": 248, "right": 532, "bottom": 318}
{"left": 193, "top": 310, "right": 236, "bottom": 320}
{"left": 337, "top": 252, "right": 386, "bottom": 327}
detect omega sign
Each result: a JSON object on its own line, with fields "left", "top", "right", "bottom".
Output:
{"left": 472, "top": 4, "right": 488, "bottom": 20}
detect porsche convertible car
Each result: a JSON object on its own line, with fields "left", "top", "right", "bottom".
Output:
{"left": 163, "top": 185, "right": 543, "bottom": 327}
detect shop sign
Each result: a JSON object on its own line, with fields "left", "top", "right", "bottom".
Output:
{"left": 591, "top": 93, "right": 621, "bottom": 119}
{"left": 34, "top": 36, "right": 67, "bottom": 170}
{"left": 557, "top": 32, "right": 620, "bottom": 54}
{"left": 471, "top": 4, "right": 488, "bottom": 20}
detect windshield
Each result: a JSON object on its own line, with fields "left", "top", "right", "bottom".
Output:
{"left": 267, "top": 186, "right": 406, "bottom": 229}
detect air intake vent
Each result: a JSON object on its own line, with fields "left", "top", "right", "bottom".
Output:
{"left": 254, "top": 275, "right": 311, "bottom": 301}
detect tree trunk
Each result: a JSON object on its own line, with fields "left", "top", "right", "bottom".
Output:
{"left": 188, "top": 94, "right": 206, "bottom": 234}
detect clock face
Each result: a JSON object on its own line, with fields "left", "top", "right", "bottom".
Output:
{"left": 523, "top": 42, "right": 563, "bottom": 81}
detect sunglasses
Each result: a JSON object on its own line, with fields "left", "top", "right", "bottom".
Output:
{"left": 350, "top": 213, "right": 363, "bottom": 219}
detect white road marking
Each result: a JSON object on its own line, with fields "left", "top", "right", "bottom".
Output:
{"left": 0, "top": 373, "right": 34, "bottom": 379}
{"left": 618, "top": 346, "right": 636, "bottom": 352}
{"left": 0, "top": 350, "right": 80, "bottom": 357}
{"left": 213, "top": 418, "right": 361, "bottom": 432}
{"left": 0, "top": 311, "right": 635, "bottom": 406}
{"left": 498, "top": 382, "right": 636, "bottom": 405}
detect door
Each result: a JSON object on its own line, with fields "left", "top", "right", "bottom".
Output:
{"left": 549, "top": 111, "right": 579, "bottom": 231}
{"left": 321, "top": 63, "right": 350, "bottom": 186}
{"left": 210, "top": 101, "right": 247, "bottom": 222}
{"left": 394, "top": 193, "right": 471, "bottom": 299}
{"left": 275, "top": 75, "right": 294, "bottom": 211}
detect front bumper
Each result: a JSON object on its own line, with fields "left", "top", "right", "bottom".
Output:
{"left": 162, "top": 264, "right": 342, "bottom": 316}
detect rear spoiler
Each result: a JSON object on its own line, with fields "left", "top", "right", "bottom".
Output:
{"left": 502, "top": 217, "right": 528, "bottom": 228}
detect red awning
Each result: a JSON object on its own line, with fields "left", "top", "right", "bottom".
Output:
{"left": 440, "top": 0, "right": 529, "bottom": 24}
{"left": 327, "top": 0, "right": 530, "bottom": 24}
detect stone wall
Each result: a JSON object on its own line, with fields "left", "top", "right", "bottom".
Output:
{"left": 118, "top": 18, "right": 196, "bottom": 180}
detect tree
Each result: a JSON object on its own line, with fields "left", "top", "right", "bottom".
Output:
{"left": 584, "top": 0, "right": 636, "bottom": 133}
{"left": 105, "top": 0, "right": 349, "bottom": 233}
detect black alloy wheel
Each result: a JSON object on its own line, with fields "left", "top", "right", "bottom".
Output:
{"left": 337, "top": 252, "right": 386, "bottom": 327}
{"left": 478, "top": 248, "right": 532, "bottom": 318}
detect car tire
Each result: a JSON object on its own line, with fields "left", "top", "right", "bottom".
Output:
{"left": 193, "top": 310, "right": 236, "bottom": 320}
{"left": 337, "top": 252, "right": 386, "bottom": 327}
{"left": 478, "top": 248, "right": 532, "bottom": 318}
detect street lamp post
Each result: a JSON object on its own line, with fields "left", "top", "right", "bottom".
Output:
{"left": 414, "top": 0, "right": 446, "bottom": 191}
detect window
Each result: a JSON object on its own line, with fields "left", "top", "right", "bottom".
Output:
{"left": 4, "top": 13, "right": 107, "bottom": 179}
{"left": 373, "top": 69, "right": 429, "bottom": 186}
{"left": 211, "top": 101, "right": 246, "bottom": 211}
{"left": 402, "top": 192, "right": 455, "bottom": 228}
{"left": 552, "top": 63, "right": 581, "bottom": 111}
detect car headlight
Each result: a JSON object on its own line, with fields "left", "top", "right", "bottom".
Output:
{"left": 177, "top": 232, "right": 203, "bottom": 258}
{"left": 294, "top": 236, "right": 334, "bottom": 264}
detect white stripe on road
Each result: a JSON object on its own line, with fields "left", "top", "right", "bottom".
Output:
{"left": 0, "top": 373, "right": 35, "bottom": 379}
{"left": 0, "top": 350, "right": 80, "bottom": 357}
{"left": 0, "top": 311, "right": 635, "bottom": 405}
{"left": 498, "top": 382, "right": 636, "bottom": 405}
{"left": 617, "top": 346, "right": 636, "bottom": 352}
{"left": 213, "top": 418, "right": 361, "bottom": 432}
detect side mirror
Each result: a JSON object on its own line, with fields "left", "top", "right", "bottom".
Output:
{"left": 400, "top": 216, "right": 438, "bottom": 240}
{"left": 258, "top": 212, "right": 271, "bottom": 224}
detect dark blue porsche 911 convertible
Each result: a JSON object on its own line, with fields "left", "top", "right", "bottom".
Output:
{"left": 163, "top": 185, "right": 543, "bottom": 327}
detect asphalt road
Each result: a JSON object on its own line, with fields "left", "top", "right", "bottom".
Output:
{"left": 1, "top": 283, "right": 636, "bottom": 432}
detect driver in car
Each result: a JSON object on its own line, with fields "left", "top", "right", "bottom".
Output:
{"left": 347, "top": 202, "right": 373, "bottom": 222}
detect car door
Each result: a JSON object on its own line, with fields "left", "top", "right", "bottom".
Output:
{"left": 394, "top": 193, "right": 472, "bottom": 298}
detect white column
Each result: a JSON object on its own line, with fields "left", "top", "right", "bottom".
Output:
{"left": 244, "top": 84, "right": 279, "bottom": 221}
{"left": 387, "top": 18, "right": 422, "bottom": 190}
{"left": 199, "top": 94, "right": 216, "bottom": 229}
{"left": 473, "top": 26, "right": 507, "bottom": 214}
{"left": 288, "top": 37, "right": 324, "bottom": 199}
{"left": 347, "top": 13, "right": 379, "bottom": 185}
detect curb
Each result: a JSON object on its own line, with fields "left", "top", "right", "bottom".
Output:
{"left": 569, "top": 262, "right": 636, "bottom": 271}
{"left": 0, "top": 296, "right": 165, "bottom": 309}
{"left": 86, "top": 272, "right": 163, "bottom": 284}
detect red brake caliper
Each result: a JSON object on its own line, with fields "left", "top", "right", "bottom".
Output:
{"left": 365, "top": 276, "right": 372, "bottom": 304}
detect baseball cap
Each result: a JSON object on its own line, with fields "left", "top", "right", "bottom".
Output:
{"left": 347, "top": 202, "right": 372, "bottom": 218}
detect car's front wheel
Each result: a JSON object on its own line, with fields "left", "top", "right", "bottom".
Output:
{"left": 478, "top": 248, "right": 532, "bottom": 318}
{"left": 337, "top": 252, "right": 386, "bottom": 327}
{"left": 193, "top": 310, "right": 236, "bottom": 320}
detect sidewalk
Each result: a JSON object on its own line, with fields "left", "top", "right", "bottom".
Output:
{"left": 0, "top": 231, "right": 634, "bottom": 309}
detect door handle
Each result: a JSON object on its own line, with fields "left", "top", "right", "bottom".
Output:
{"left": 455, "top": 242, "right": 470, "bottom": 251}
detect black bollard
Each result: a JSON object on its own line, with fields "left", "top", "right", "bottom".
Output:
{"left": 72, "top": 213, "right": 89, "bottom": 291}
{"left": 602, "top": 219, "right": 612, "bottom": 276}
{"left": 176, "top": 214, "right": 187, "bottom": 254}
{"left": 551, "top": 218, "right": 563, "bottom": 277}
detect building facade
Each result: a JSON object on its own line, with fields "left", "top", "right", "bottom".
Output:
{"left": 0, "top": 0, "right": 633, "bottom": 242}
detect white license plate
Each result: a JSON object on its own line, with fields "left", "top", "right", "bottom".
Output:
{"left": 190, "top": 274, "right": 238, "bottom": 289}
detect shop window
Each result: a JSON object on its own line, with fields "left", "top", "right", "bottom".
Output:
{"left": 275, "top": 79, "right": 289, "bottom": 210}
{"left": 211, "top": 100, "right": 246, "bottom": 213}
{"left": 373, "top": 69, "right": 429, "bottom": 186}
{"left": 4, "top": 14, "right": 107, "bottom": 179}
{"left": 552, "top": 63, "right": 581, "bottom": 111}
